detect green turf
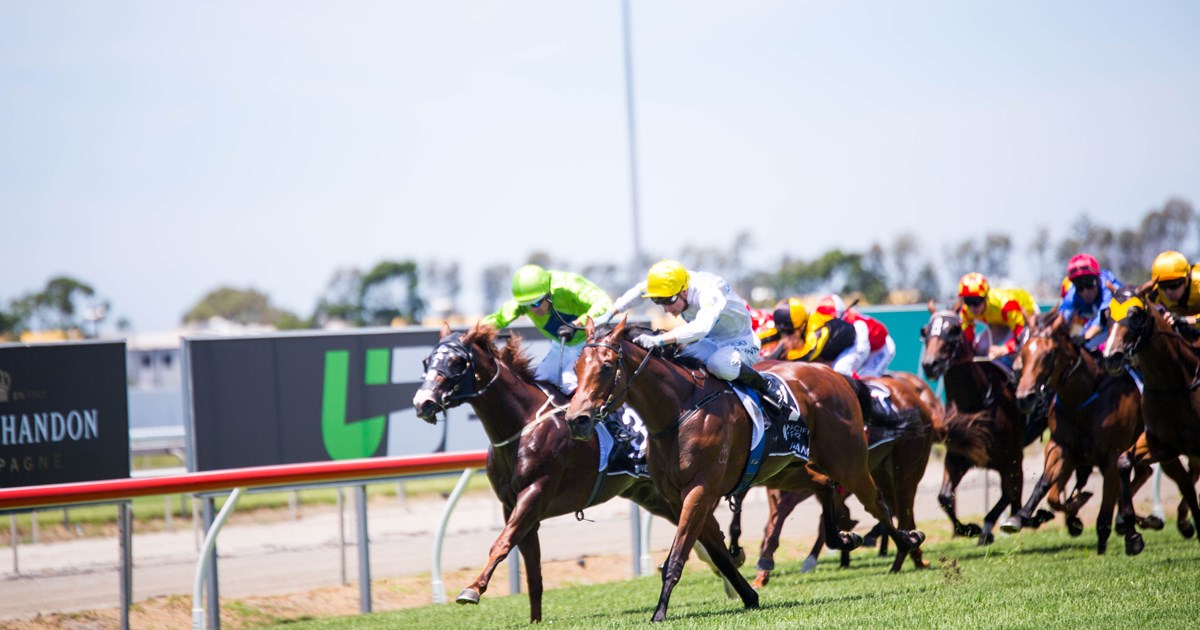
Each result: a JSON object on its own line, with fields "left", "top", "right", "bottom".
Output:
{"left": 263, "top": 525, "right": 1200, "bottom": 629}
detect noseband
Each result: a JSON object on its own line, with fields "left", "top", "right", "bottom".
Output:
{"left": 421, "top": 335, "right": 502, "bottom": 407}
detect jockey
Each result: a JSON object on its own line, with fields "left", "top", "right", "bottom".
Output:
{"left": 481, "top": 264, "right": 613, "bottom": 394}
{"left": 608, "top": 259, "right": 795, "bottom": 419}
{"left": 816, "top": 294, "right": 895, "bottom": 376}
{"left": 1149, "top": 250, "right": 1200, "bottom": 331}
{"left": 956, "top": 272, "right": 1037, "bottom": 362}
{"left": 1056, "top": 253, "right": 1122, "bottom": 351}
{"left": 759, "top": 297, "right": 870, "bottom": 377}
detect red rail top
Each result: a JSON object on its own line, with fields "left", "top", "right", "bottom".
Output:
{"left": 0, "top": 450, "right": 489, "bottom": 511}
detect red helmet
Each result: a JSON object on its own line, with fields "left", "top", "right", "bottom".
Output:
{"left": 957, "top": 273, "right": 989, "bottom": 299}
{"left": 1067, "top": 254, "right": 1100, "bottom": 280}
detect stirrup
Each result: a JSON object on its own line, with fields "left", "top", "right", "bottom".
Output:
{"left": 766, "top": 393, "right": 799, "bottom": 422}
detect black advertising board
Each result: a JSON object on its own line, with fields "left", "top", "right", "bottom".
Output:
{"left": 0, "top": 341, "right": 130, "bottom": 488}
{"left": 185, "top": 326, "right": 543, "bottom": 471}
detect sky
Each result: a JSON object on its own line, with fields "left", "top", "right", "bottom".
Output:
{"left": 2, "top": 1, "right": 1199, "bottom": 332}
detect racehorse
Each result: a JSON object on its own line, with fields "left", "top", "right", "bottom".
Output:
{"left": 1101, "top": 287, "right": 1200, "bottom": 555}
{"left": 413, "top": 324, "right": 690, "bottom": 622}
{"left": 920, "top": 308, "right": 1034, "bottom": 544}
{"left": 1003, "top": 310, "right": 1159, "bottom": 554}
{"left": 565, "top": 318, "right": 925, "bottom": 622}
{"left": 751, "top": 372, "right": 937, "bottom": 586}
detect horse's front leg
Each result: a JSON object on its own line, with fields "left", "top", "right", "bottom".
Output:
{"left": 518, "top": 527, "right": 544, "bottom": 621}
{"left": 979, "top": 463, "right": 1023, "bottom": 545}
{"left": 653, "top": 485, "right": 741, "bottom": 622}
{"left": 458, "top": 479, "right": 548, "bottom": 608}
{"left": 1002, "top": 439, "right": 1065, "bottom": 534}
{"left": 939, "top": 455, "right": 981, "bottom": 537}
{"left": 1117, "top": 436, "right": 1154, "bottom": 555}
{"left": 1159, "top": 454, "right": 1200, "bottom": 545}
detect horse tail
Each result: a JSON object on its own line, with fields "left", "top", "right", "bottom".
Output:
{"left": 937, "top": 404, "right": 991, "bottom": 467}
{"left": 847, "top": 376, "right": 929, "bottom": 441}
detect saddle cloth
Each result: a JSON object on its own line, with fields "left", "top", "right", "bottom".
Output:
{"left": 733, "top": 373, "right": 811, "bottom": 462}
{"left": 595, "top": 405, "right": 649, "bottom": 478}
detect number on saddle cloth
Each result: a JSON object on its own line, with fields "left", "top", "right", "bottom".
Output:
{"left": 600, "top": 406, "right": 649, "bottom": 478}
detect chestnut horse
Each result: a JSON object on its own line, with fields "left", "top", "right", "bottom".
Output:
{"left": 920, "top": 309, "right": 1034, "bottom": 544}
{"left": 1003, "top": 310, "right": 1159, "bottom": 554}
{"left": 565, "top": 319, "right": 925, "bottom": 622}
{"left": 752, "top": 372, "right": 937, "bottom": 585}
{"left": 413, "top": 324, "right": 686, "bottom": 622}
{"left": 1101, "top": 288, "right": 1200, "bottom": 555}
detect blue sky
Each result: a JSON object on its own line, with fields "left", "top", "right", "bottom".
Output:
{"left": 2, "top": 1, "right": 1198, "bottom": 331}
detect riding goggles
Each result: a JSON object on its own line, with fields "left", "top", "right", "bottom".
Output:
{"left": 651, "top": 294, "right": 681, "bottom": 306}
{"left": 963, "top": 296, "right": 985, "bottom": 308}
{"left": 1159, "top": 278, "right": 1187, "bottom": 291}
{"left": 1072, "top": 276, "right": 1098, "bottom": 290}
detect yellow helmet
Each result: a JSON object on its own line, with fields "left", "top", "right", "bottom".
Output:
{"left": 957, "top": 272, "right": 989, "bottom": 299}
{"left": 642, "top": 260, "right": 689, "bottom": 298}
{"left": 772, "top": 298, "right": 808, "bottom": 334}
{"left": 1152, "top": 250, "right": 1190, "bottom": 283}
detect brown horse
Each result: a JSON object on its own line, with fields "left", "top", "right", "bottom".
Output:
{"left": 751, "top": 372, "right": 937, "bottom": 586}
{"left": 1003, "top": 310, "right": 1159, "bottom": 554}
{"left": 920, "top": 309, "right": 1034, "bottom": 544}
{"left": 565, "top": 319, "right": 925, "bottom": 622}
{"left": 1101, "top": 288, "right": 1200, "bottom": 555}
{"left": 413, "top": 324, "right": 684, "bottom": 622}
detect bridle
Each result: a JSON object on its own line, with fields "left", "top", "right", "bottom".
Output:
{"left": 921, "top": 311, "right": 965, "bottom": 377}
{"left": 420, "top": 334, "right": 503, "bottom": 409}
{"left": 581, "top": 334, "right": 656, "bottom": 419}
{"left": 1021, "top": 330, "right": 1085, "bottom": 403}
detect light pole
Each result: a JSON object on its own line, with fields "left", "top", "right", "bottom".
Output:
{"left": 621, "top": 0, "right": 644, "bottom": 280}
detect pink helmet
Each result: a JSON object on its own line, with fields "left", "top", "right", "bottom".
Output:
{"left": 1067, "top": 254, "right": 1100, "bottom": 280}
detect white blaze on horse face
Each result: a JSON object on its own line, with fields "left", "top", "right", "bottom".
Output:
{"left": 1102, "top": 326, "right": 1120, "bottom": 358}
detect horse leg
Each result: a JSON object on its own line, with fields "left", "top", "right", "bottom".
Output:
{"left": 1117, "top": 436, "right": 1154, "bottom": 555}
{"left": 978, "top": 465, "right": 1022, "bottom": 545}
{"left": 693, "top": 543, "right": 738, "bottom": 600}
{"left": 939, "top": 455, "right": 981, "bottom": 537}
{"left": 753, "top": 489, "right": 806, "bottom": 588}
{"left": 653, "top": 486, "right": 756, "bottom": 622}
{"left": 1158, "top": 454, "right": 1200, "bottom": 545}
{"left": 726, "top": 490, "right": 748, "bottom": 567}
{"left": 812, "top": 474, "right": 864, "bottom": 552}
{"left": 1096, "top": 455, "right": 1121, "bottom": 555}
{"left": 834, "top": 466, "right": 924, "bottom": 559}
{"left": 1002, "top": 439, "right": 1065, "bottom": 534}
{"left": 457, "top": 482, "right": 545, "bottom": 607}
{"left": 804, "top": 524, "right": 825, "bottom": 573}
{"left": 889, "top": 457, "right": 929, "bottom": 571}
{"left": 1173, "top": 458, "right": 1200, "bottom": 538}
{"left": 517, "top": 527, "right": 544, "bottom": 621}
{"left": 1122, "top": 460, "right": 1163, "bottom": 532}
{"left": 1045, "top": 452, "right": 1086, "bottom": 537}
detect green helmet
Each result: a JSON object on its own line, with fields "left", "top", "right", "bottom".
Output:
{"left": 512, "top": 265, "right": 551, "bottom": 306}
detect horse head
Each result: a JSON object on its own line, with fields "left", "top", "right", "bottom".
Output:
{"left": 1013, "top": 310, "right": 1072, "bottom": 414}
{"left": 566, "top": 316, "right": 641, "bottom": 441}
{"left": 920, "top": 310, "right": 966, "bottom": 380}
{"left": 1102, "top": 287, "right": 1155, "bottom": 375}
{"left": 412, "top": 322, "right": 503, "bottom": 423}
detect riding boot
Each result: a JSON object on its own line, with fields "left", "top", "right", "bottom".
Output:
{"left": 735, "top": 365, "right": 799, "bottom": 422}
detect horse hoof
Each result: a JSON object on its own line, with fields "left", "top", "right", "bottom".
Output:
{"left": 1067, "top": 517, "right": 1084, "bottom": 537}
{"left": 960, "top": 523, "right": 983, "bottom": 538}
{"left": 752, "top": 572, "right": 769, "bottom": 589}
{"left": 1033, "top": 509, "right": 1055, "bottom": 528}
{"left": 1139, "top": 515, "right": 1165, "bottom": 531}
{"left": 1180, "top": 521, "right": 1196, "bottom": 539}
{"left": 846, "top": 532, "right": 864, "bottom": 551}
{"left": 801, "top": 554, "right": 819, "bottom": 573}
{"left": 731, "top": 547, "right": 747, "bottom": 568}
{"left": 1125, "top": 533, "right": 1145, "bottom": 556}
{"left": 976, "top": 532, "right": 995, "bottom": 546}
{"left": 910, "top": 530, "right": 927, "bottom": 548}
{"left": 1097, "top": 541, "right": 1107, "bottom": 555}
{"left": 999, "top": 516, "right": 1023, "bottom": 534}
{"left": 456, "top": 589, "right": 481, "bottom": 605}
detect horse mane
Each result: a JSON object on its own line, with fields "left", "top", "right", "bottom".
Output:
{"left": 467, "top": 323, "right": 538, "bottom": 383}
{"left": 596, "top": 322, "right": 708, "bottom": 372}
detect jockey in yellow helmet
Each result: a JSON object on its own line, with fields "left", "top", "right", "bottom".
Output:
{"left": 758, "top": 297, "right": 870, "bottom": 377}
{"left": 1149, "top": 250, "right": 1200, "bottom": 329}
{"left": 608, "top": 259, "right": 796, "bottom": 419}
{"left": 956, "top": 272, "right": 1037, "bottom": 361}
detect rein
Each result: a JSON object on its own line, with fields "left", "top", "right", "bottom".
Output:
{"left": 584, "top": 339, "right": 657, "bottom": 418}
{"left": 492, "top": 384, "right": 565, "bottom": 448}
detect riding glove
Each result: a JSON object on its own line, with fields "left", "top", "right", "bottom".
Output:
{"left": 633, "top": 334, "right": 664, "bottom": 349}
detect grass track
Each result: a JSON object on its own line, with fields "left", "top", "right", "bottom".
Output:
{"left": 269, "top": 524, "right": 1200, "bottom": 629}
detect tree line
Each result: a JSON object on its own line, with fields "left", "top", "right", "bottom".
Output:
{"left": 1, "top": 197, "right": 1193, "bottom": 338}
